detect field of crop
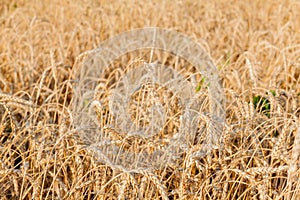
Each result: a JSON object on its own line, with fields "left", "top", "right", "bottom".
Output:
{"left": 1, "top": 0, "right": 300, "bottom": 199}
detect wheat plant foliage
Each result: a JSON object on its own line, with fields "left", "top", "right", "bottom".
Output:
{"left": 0, "top": 0, "right": 300, "bottom": 199}
{"left": 72, "top": 28, "right": 226, "bottom": 171}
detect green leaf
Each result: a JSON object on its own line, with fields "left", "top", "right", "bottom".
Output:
{"left": 196, "top": 77, "right": 207, "bottom": 92}
{"left": 252, "top": 95, "right": 271, "bottom": 118}
{"left": 269, "top": 90, "right": 276, "bottom": 96}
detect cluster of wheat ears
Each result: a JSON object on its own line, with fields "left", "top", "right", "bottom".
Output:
{"left": 1, "top": 0, "right": 300, "bottom": 199}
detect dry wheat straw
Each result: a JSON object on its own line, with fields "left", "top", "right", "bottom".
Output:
{"left": 1, "top": 0, "right": 300, "bottom": 199}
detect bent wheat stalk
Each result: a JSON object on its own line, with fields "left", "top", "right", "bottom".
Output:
{"left": 0, "top": 93, "right": 35, "bottom": 111}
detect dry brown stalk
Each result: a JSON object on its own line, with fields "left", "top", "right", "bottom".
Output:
{"left": 0, "top": 0, "right": 300, "bottom": 199}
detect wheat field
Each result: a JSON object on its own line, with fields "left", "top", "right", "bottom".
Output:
{"left": 1, "top": 0, "right": 300, "bottom": 199}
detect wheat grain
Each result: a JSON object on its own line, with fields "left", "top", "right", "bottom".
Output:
{"left": 1, "top": 0, "right": 300, "bottom": 199}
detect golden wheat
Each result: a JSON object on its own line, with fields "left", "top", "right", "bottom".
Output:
{"left": 0, "top": 0, "right": 300, "bottom": 199}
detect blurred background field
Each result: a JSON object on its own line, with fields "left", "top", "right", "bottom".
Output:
{"left": 0, "top": 0, "right": 300, "bottom": 199}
